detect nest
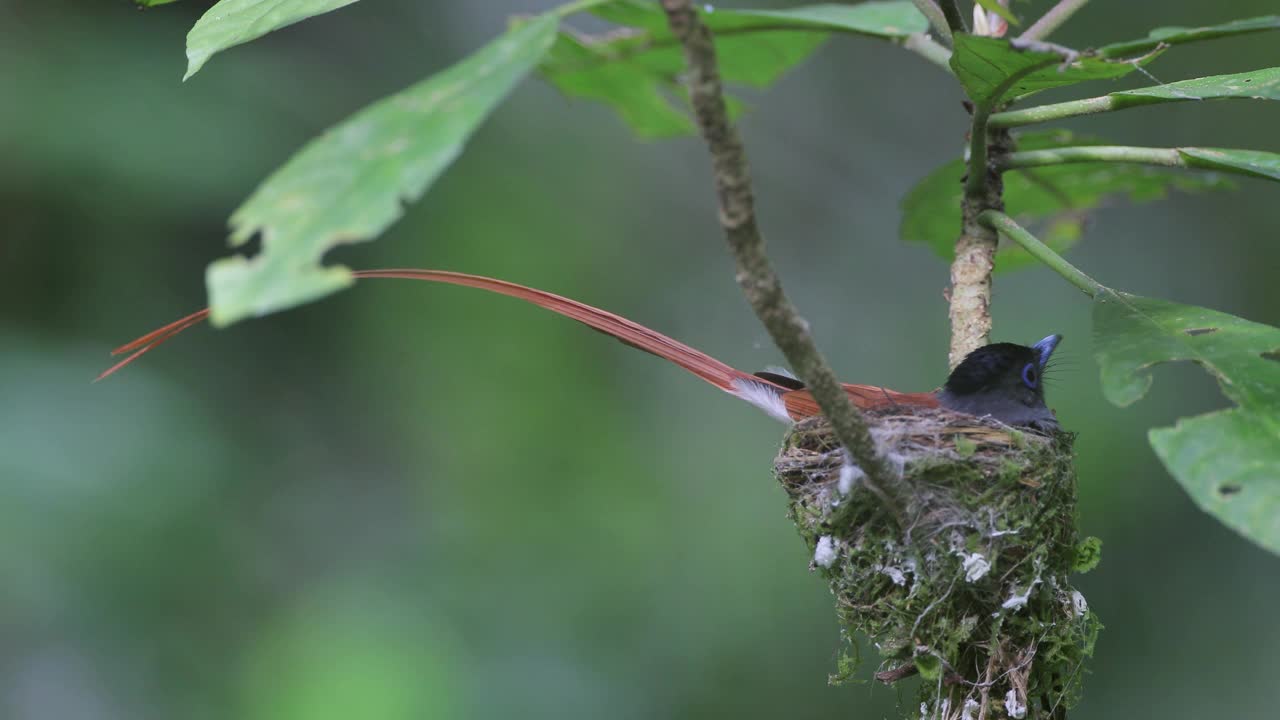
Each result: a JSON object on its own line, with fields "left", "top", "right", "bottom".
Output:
{"left": 776, "top": 408, "right": 1101, "bottom": 720}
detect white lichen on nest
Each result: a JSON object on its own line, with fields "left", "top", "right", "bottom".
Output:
{"left": 775, "top": 408, "right": 1102, "bottom": 720}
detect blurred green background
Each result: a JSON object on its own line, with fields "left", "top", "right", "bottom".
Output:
{"left": 3, "top": 1, "right": 1278, "bottom": 718}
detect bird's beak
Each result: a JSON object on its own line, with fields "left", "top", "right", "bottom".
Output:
{"left": 1033, "top": 334, "right": 1062, "bottom": 369}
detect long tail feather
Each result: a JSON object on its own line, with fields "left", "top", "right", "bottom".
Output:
{"left": 96, "top": 269, "right": 944, "bottom": 421}
{"left": 95, "top": 308, "right": 211, "bottom": 382}
{"left": 352, "top": 269, "right": 761, "bottom": 392}
{"left": 96, "top": 270, "right": 773, "bottom": 396}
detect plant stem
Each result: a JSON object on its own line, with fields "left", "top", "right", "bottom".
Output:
{"left": 938, "top": 0, "right": 969, "bottom": 35}
{"left": 988, "top": 95, "right": 1116, "bottom": 127}
{"left": 658, "top": 0, "right": 907, "bottom": 526}
{"left": 963, "top": 57, "right": 1059, "bottom": 197}
{"left": 1018, "top": 0, "right": 1090, "bottom": 42}
{"left": 999, "top": 145, "right": 1185, "bottom": 170}
{"left": 901, "top": 32, "right": 954, "bottom": 72}
{"left": 977, "top": 211, "right": 1104, "bottom": 297}
{"left": 950, "top": 56, "right": 1057, "bottom": 368}
{"left": 911, "top": 0, "right": 953, "bottom": 45}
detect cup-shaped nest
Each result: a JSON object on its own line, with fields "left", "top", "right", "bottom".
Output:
{"left": 776, "top": 409, "right": 1101, "bottom": 720}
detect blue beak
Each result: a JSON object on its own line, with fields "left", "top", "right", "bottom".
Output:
{"left": 1033, "top": 334, "right": 1062, "bottom": 369}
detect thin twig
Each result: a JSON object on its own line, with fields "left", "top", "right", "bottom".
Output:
{"left": 659, "top": 0, "right": 906, "bottom": 525}
{"left": 874, "top": 663, "right": 966, "bottom": 685}
{"left": 1018, "top": 0, "right": 1090, "bottom": 42}
{"left": 901, "top": 32, "right": 954, "bottom": 72}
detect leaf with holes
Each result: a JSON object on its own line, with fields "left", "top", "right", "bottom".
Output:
{"left": 185, "top": 0, "right": 362, "bottom": 80}
{"left": 951, "top": 33, "right": 1155, "bottom": 109}
{"left": 541, "top": 1, "right": 927, "bottom": 137}
{"left": 1099, "top": 15, "right": 1280, "bottom": 58}
{"left": 1093, "top": 290, "right": 1280, "bottom": 555}
{"left": 205, "top": 14, "right": 558, "bottom": 326}
{"left": 900, "top": 131, "right": 1231, "bottom": 272}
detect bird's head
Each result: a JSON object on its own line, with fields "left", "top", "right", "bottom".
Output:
{"left": 936, "top": 334, "right": 1062, "bottom": 430}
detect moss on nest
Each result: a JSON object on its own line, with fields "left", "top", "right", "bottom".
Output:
{"left": 776, "top": 408, "right": 1101, "bottom": 720}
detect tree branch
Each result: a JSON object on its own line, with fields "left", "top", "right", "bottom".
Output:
{"left": 949, "top": 56, "right": 1059, "bottom": 368}
{"left": 1018, "top": 0, "right": 1090, "bottom": 42}
{"left": 659, "top": 0, "right": 906, "bottom": 524}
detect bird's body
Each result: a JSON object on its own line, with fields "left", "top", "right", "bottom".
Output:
{"left": 100, "top": 269, "right": 1060, "bottom": 429}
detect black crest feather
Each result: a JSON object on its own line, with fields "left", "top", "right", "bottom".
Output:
{"left": 944, "top": 343, "right": 1038, "bottom": 395}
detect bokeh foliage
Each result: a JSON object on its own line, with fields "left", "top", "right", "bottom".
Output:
{"left": 4, "top": 1, "right": 1280, "bottom": 718}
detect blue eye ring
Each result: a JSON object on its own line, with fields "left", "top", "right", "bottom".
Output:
{"left": 1021, "top": 363, "right": 1039, "bottom": 388}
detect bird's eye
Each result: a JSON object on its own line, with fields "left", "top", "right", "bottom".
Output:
{"left": 1021, "top": 363, "right": 1038, "bottom": 388}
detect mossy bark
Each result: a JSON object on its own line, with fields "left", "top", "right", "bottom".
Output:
{"left": 776, "top": 409, "right": 1100, "bottom": 720}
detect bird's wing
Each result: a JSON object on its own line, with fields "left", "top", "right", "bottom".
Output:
{"left": 781, "top": 384, "right": 939, "bottom": 419}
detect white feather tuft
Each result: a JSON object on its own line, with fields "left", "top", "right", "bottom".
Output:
{"left": 838, "top": 451, "right": 865, "bottom": 495}
{"left": 731, "top": 377, "right": 793, "bottom": 424}
{"left": 1005, "top": 689, "right": 1027, "bottom": 719}
{"left": 813, "top": 535, "right": 837, "bottom": 568}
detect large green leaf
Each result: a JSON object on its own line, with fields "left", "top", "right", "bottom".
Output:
{"left": 1099, "top": 16, "right": 1280, "bottom": 58}
{"left": 541, "top": 1, "right": 927, "bottom": 137}
{"left": 1112, "top": 67, "right": 1280, "bottom": 105}
{"left": 1179, "top": 148, "right": 1280, "bottom": 182}
{"left": 989, "top": 68, "right": 1280, "bottom": 128}
{"left": 1093, "top": 291, "right": 1280, "bottom": 554}
{"left": 205, "top": 14, "right": 559, "bottom": 326}
{"left": 900, "top": 131, "right": 1230, "bottom": 272}
{"left": 951, "top": 34, "right": 1154, "bottom": 109}
{"left": 185, "top": 0, "right": 362, "bottom": 80}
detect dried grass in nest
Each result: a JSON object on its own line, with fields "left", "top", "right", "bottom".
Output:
{"left": 775, "top": 408, "right": 1102, "bottom": 720}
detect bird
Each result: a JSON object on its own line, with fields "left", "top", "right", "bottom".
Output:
{"left": 98, "top": 269, "right": 1062, "bottom": 429}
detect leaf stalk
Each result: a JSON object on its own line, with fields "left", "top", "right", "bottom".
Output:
{"left": 1018, "top": 0, "right": 1090, "bottom": 42}
{"left": 977, "top": 210, "right": 1104, "bottom": 297}
{"left": 999, "top": 145, "right": 1185, "bottom": 169}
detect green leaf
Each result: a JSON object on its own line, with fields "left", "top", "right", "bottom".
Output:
{"left": 540, "top": 30, "right": 696, "bottom": 138}
{"left": 1110, "top": 66, "right": 1280, "bottom": 107}
{"left": 1093, "top": 291, "right": 1280, "bottom": 555}
{"left": 974, "top": 0, "right": 1019, "bottom": 27}
{"left": 900, "top": 131, "right": 1230, "bottom": 272}
{"left": 951, "top": 33, "right": 1154, "bottom": 109}
{"left": 205, "top": 14, "right": 559, "bottom": 326}
{"left": 1179, "top": 147, "right": 1280, "bottom": 182}
{"left": 709, "top": 2, "right": 930, "bottom": 39}
{"left": 914, "top": 654, "right": 942, "bottom": 681}
{"left": 1072, "top": 536, "right": 1102, "bottom": 573}
{"left": 185, "top": 0, "right": 362, "bottom": 80}
{"left": 541, "top": 1, "right": 927, "bottom": 137}
{"left": 1099, "top": 16, "right": 1280, "bottom": 58}
{"left": 136, "top": 0, "right": 182, "bottom": 6}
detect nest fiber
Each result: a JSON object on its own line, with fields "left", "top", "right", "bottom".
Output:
{"left": 775, "top": 409, "right": 1101, "bottom": 720}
